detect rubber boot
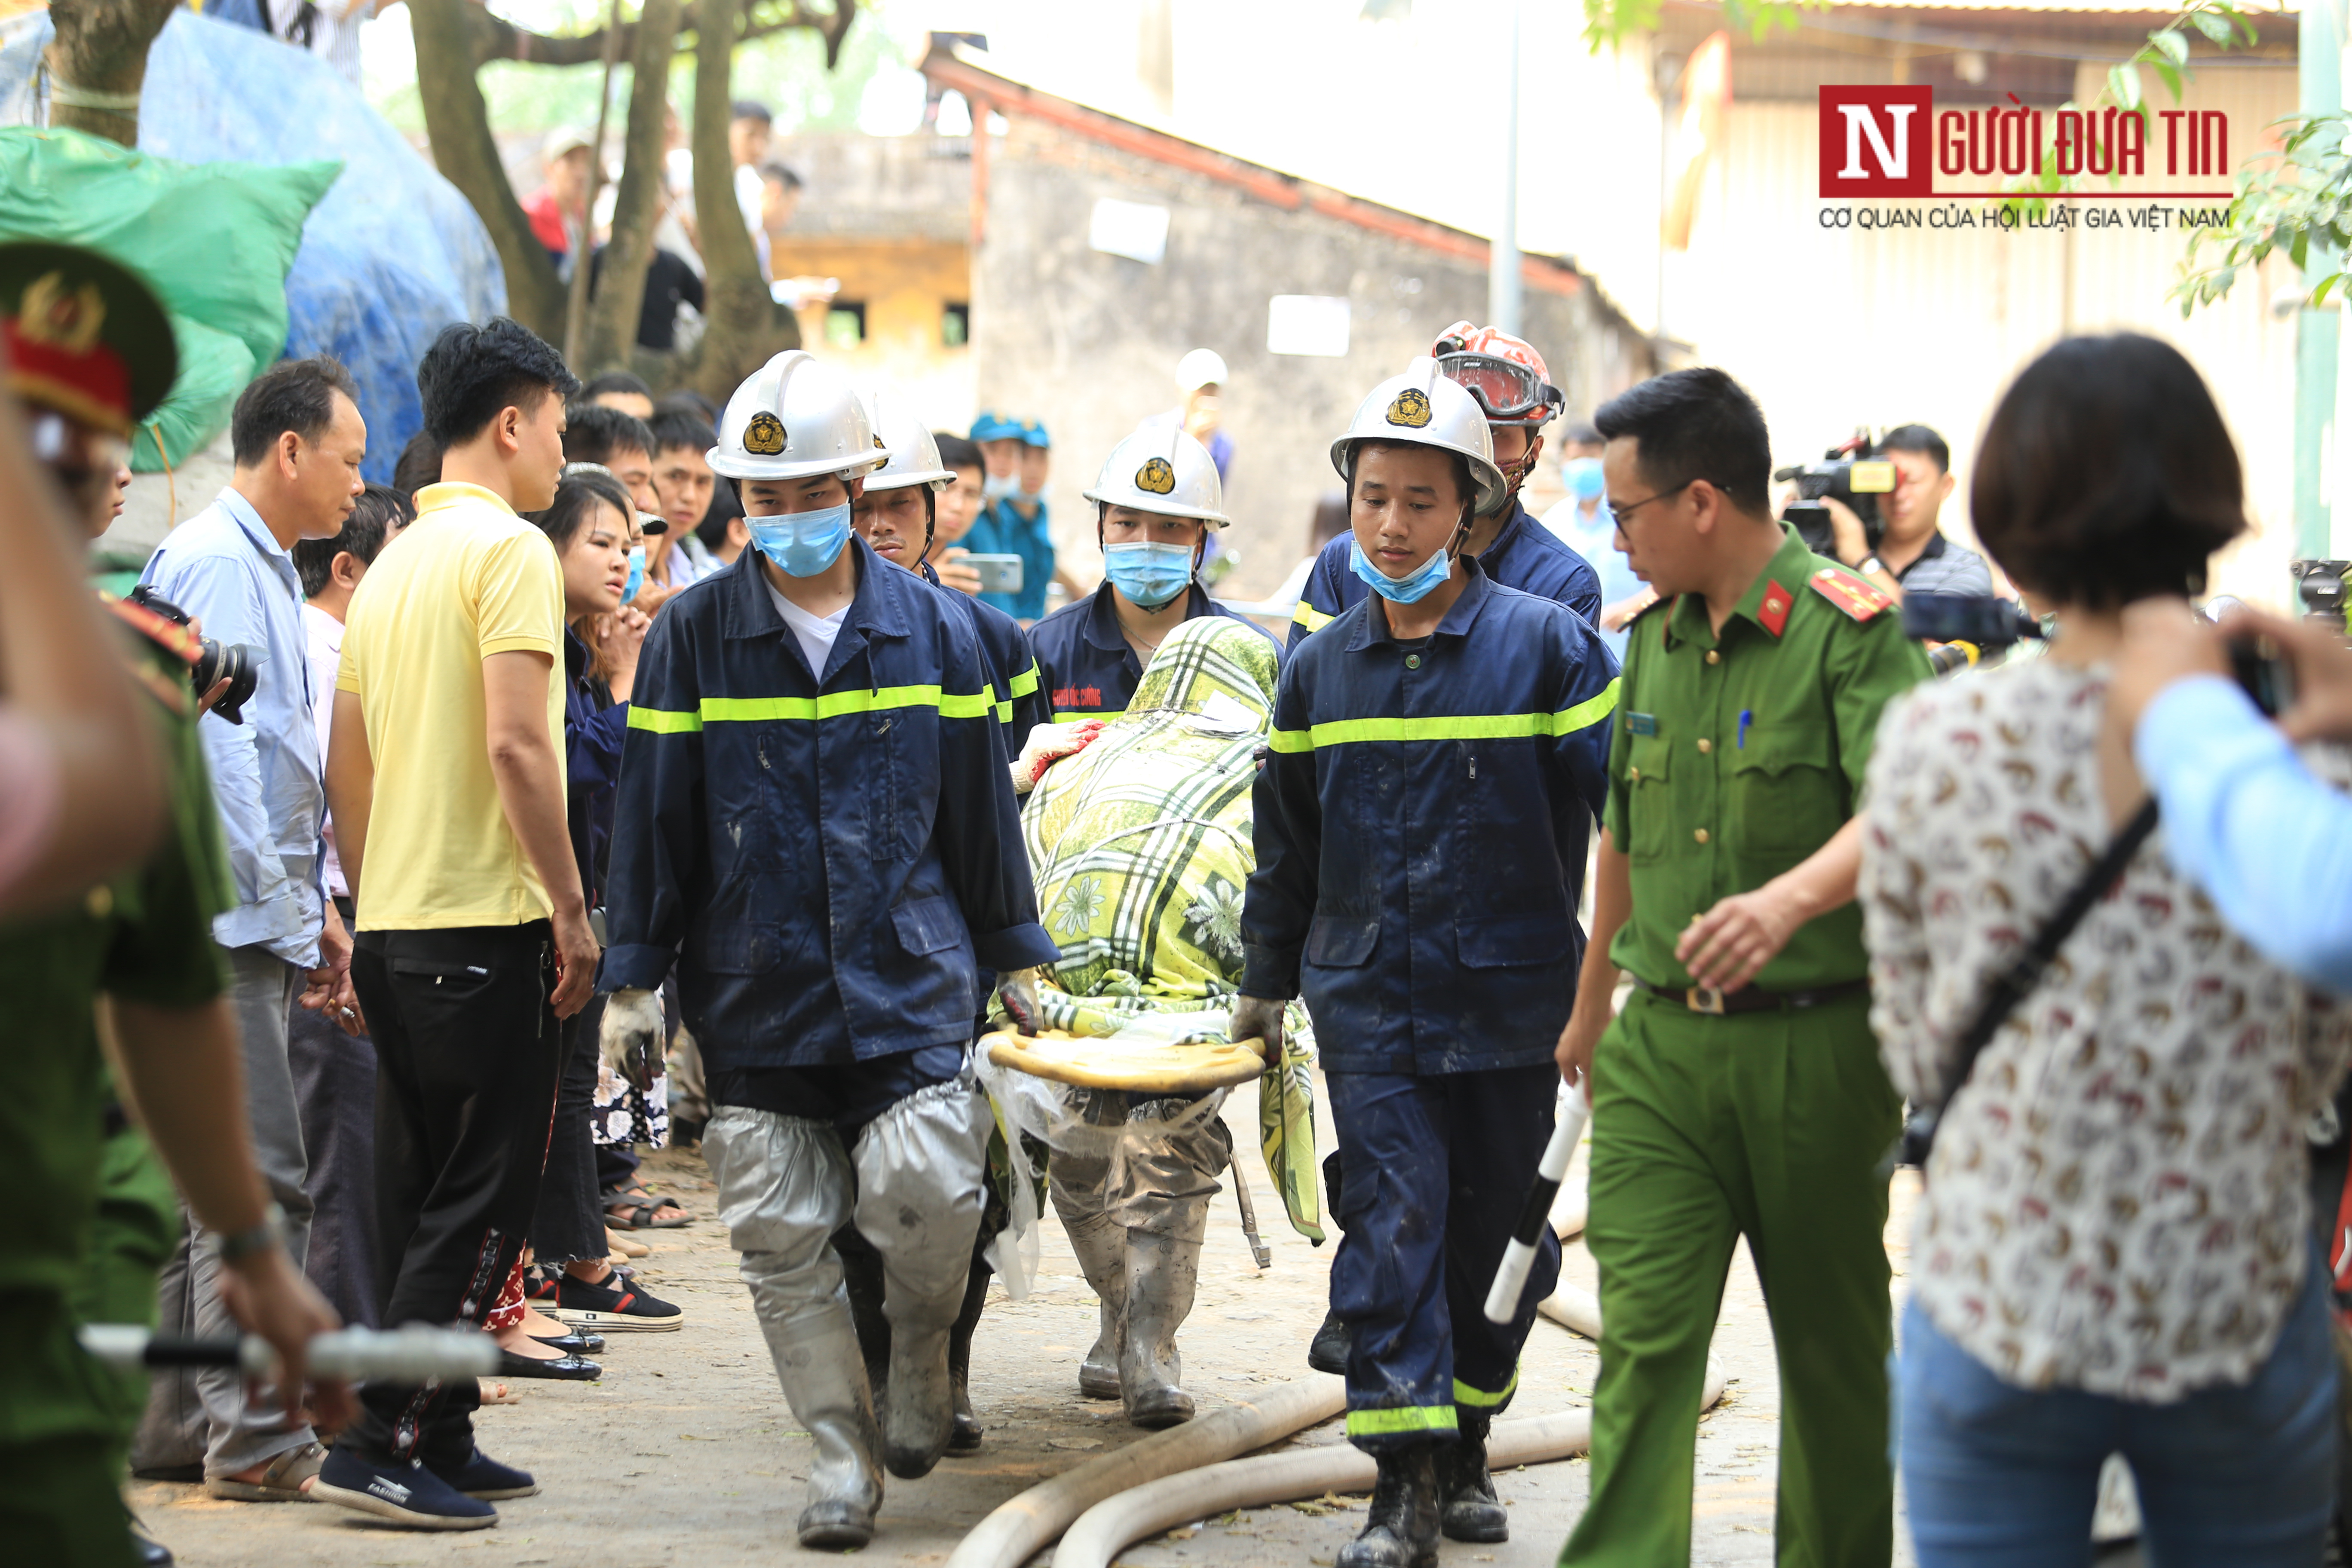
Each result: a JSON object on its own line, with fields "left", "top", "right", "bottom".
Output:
{"left": 752, "top": 1310, "right": 882, "bottom": 1550}
{"left": 1062, "top": 1205, "right": 1127, "bottom": 1401}
{"left": 1119, "top": 1200, "right": 1206, "bottom": 1430}
{"left": 946, "top": 1252, "right": 991, "bottom": 1454}
{"left": 835, "top": 1225, "right": 892, "bottom": 1407}
{"left": 1439, "top": 1411, "right": 1508, "bottom": 1543}
{"left": 1337, "top": 1446, "right": 1441, "bottom": 1568}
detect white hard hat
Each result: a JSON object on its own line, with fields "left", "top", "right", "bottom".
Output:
{"left": 1329, "top": 357, "right": 1507, "bottom": 517}
{"left": 709, "top": 350, "right": 890, "bottom": 483}
{"left": 1082, "top": 423, "right": 1230, "bottom": 529}
{"left": 1176, "top": 348, "right": 1228, "bottom": 393}
{"left": 857, "top": 388, "right": 953, "bottom": 492}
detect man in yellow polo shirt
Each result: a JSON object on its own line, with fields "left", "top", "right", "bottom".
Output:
{"left": 317, "top": 318, "right": 594, "bottom": 1531}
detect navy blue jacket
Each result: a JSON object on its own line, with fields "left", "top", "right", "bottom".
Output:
{"left": 1286, "top": 501, "right": 1603, "bottom": 650}
{"left": 563, "top": 625, "right": 627, "bottom": 908}
{"left": 1243, "top": 558, "right": 1620, "bottom": 1075}
{"left": 919, "top": 559, "right": 1052, "bottom": 752}
{"left": 600, "top": 540, "right": 1059, "bottom": 1069}
{"left": 1030, "top": 582, "right": 1280, "bottom": 725}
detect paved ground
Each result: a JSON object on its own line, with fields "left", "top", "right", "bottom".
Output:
{"left": 138, "top": 1072, "right": 1927, "bottom": 1568}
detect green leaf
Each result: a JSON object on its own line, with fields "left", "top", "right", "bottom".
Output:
{"left": 2292, "top": 228, "right": 2310, "bottom": 271}
{"left": 2152, "top": 61, "right": 2183, "bottom": 102}
{"left": 2109, "top": 63, "right": 2143, "bottom": 111}
{"left": 2150, "top": 28, "right": 2190, "bottom": 67}
{"left": 2190, "top": 9, "right": 2236, "bottom": 44}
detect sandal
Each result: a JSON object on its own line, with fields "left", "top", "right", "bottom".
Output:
{"left": 604, "top": 1185, "right": 690, "bottom": 1229}
{"left": 205, "top": 1441, "right": 326, "bottom": 1502}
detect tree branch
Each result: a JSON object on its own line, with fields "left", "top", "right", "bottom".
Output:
{"left": 468, "top": 0, "right": 857, "bottom": 70}
{"left": 582, "top": 0, "right": 682, "bottom": 371}
{"left": 45, "top": 0, "right": 180, "bottom": 147}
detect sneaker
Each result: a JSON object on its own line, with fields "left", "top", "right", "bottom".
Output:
{"left": 310, "top": 1447, "right": 497, "bottom": 1531}
{"left": 426, "top": 1446, "right": 539, "bottom": 1501}
{"left": 547, "top": 1265, "right": 683, "bottom": 1332}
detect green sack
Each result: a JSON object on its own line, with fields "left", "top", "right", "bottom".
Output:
{"left": 0, "top": 127, "right": 338, "bottom": 470}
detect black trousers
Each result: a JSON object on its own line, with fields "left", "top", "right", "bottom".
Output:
{"left": 346, "top": 922, "right": 562, "bottom": 1465}
{"left": 530, "top": 996, "right": 606, "bottom": 1265}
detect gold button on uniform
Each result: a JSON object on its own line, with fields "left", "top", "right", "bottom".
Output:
{"left": 1697, "top": 738, "right": 1712, "bottom": 754}
{"left": 1694, "top": 828, "right": 1709, "bottom": 844}
{"left": 1629, "top": 766, "right": 1642, "bottom": 781}
{"left": 1705, "top": 649, "right": 1721, "bottom": 665}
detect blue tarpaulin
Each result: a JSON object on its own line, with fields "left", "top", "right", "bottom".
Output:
{"left": 0, "top": 7, "right": 505, "bottom": 481}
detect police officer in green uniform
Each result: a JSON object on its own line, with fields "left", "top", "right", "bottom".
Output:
{"left": 0, "top": 241, "right": 345, "bottom": 1567}
{"left": 1553, "top": 369, "right": 1930, "bottom": 1568}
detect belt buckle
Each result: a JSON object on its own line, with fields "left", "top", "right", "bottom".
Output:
{"left": 1686, "top": 985, "right": 1725, "bottom": 1015}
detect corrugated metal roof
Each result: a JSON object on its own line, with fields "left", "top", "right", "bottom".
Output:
{"left": 1825, "top": 0, "right": 2293, "bottom": 11}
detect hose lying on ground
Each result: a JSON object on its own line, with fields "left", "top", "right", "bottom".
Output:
{"left": 1054, "top": 1344, "right": 1728, "bottom": 1568}
{"left": 941, "top": 1375, "right": 1347, "bottom": 1568}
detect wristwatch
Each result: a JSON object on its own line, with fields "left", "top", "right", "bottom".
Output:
{"left": 1856, "top": 555, "right": 1887, "bottom": 578}
{"left": 214, "top": 1202, "right": 287, "bottom": 1265}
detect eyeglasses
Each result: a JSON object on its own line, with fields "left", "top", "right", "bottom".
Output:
{"left": 1608, "top": 478, "right": 1695, "bottom": 523}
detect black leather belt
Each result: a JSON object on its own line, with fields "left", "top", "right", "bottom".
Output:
{"left": 1627, "top": 974, "right": 1868, "bottom": 1016}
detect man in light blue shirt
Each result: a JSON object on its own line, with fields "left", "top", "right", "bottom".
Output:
{"left": 967, "top": 410, "right": 1057, "bottom": 620}
{"left": 130, "top": 358, "right": 366, "bottom": 1498}
{"left": 2109, "top": 598, "right": 2352, "bottom": 993}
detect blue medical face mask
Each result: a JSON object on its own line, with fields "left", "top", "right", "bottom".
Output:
{"left": 1348, "top": 537, "right": 1455, "bottom": 604}
{"left": 1565, "top": 456, "right": 1606, "bottom": 502}
{"left": 746, "top": 502, "right": 854, "bottom": 578}
{"left": 622, "top": 545, "right": 646, "bottom": 604}
{"left": 982, "top": 471, "right": 1021, "bottom": 503}
{"left": 1102, "top": 539, "right": 1195, "bottom": 609}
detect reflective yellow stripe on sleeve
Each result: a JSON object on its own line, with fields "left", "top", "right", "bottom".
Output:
{"left": 628, "top": 706, "right": 703, "bottom": 734}
{"left": 1009, "top": 663, "right": 1041, "bottom": 698}
{"left": 1262, "top": 679, "right": 1620, "bottom": 754}
{"left": 633, "top": 684, "right": 997, "bottom": 729}
{"left": 1052, "top": 708, "right": 1125, "bottom": 724}
{"left": 1291, "top": 600, "right": 1336, "bottom": 634}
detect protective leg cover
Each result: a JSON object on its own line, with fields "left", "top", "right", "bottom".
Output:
{"left": 1052, "top": 1171, "right": 1127, "bottom": 1401}
{"left": 704, "top": 1108, "right": 883, "bottom": 1549}
{"left": 1120, "top": 1196, "right": 1208, "bottom": 1429}
{"left": 850, "top": 1075, "right": 994, "bottom": 1480}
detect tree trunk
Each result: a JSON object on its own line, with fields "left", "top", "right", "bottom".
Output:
{"left": 581, "top": 0, "right": 683, "bottom": 374}
{"left": 689, "top": 0, "right": 798, "bottom": 404}
{"left": 409, "top": 0, "right": 565, "bottom": 340}
{"left": 45, "top": 0, "right": 178, "bottom": 147}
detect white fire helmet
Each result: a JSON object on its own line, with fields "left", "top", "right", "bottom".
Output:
{"left": 1082, "top": 423, "right": 1230, "bottom": 529}
{"left": 708, "top": 350, "right": 889, "bottom": 483}
{"left": 1176, "top": 347, "right": 1228, "bottom": 393}
{"left": 856, "top": 388, "right": 953, "bottom": 493}
{"left": 1329, "top": 357, "right": 1508, "bottom": 518}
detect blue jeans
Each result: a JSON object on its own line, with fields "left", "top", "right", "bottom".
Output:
{"left": 1898, "top": 1258, "right": 2337, "bottom": 1567}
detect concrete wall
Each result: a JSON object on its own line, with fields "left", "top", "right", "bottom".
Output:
{"left": 969, "top": 119, "right": 1654, "bottom": 602}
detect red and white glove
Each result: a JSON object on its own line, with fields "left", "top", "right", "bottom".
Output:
{"left": 1012, "top": 720, "right": 1106, "bottom": 793}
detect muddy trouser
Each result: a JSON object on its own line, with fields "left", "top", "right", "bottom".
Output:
{"left": 135, "top": 943, "right": 317, "bottom": 1478}
{"left": 1325, "top": 1064, "right": 1559, "bottom": 1454}
{"left": 1048, "top": 1091, "right": 1233, "bottom": 1237}
{"left": 342, "top": 922, "right": 564, "bottom": 1467}
{"left": 704, "top": 1047, "right": 991, "bottom": 1476}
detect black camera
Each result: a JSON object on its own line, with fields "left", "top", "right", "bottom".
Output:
{"left": 2293, "top": 559, "right": 2350, "bottom": 635}
{"left": 127, "top": 585, "right": 260, "bottom": 726}
{"left": 1776, "top": 438, "right": 1896, "bottom": 558}
{"left": 1902, "top": 593, "right": 2043, "bottom": 676}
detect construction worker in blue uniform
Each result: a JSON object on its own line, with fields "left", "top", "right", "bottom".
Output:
{"left": 1027, "top": 423, "right": 1278, "bottom": 735}
{"left": 1286, "top": 322, "right": 1600, "bottom": 655}
{"left": 597, "top": 351, "right": 1060, "bottom": 1553}
{"left": 841, "top": 386, "right": 1049, "bottom": 1455}
{"left": 1233, "top": 360, "right": 1620, "bottom": 1568}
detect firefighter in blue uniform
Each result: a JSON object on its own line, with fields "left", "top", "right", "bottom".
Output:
{"left": 1233, "top": 360, "right": 1619, "bottom": 1568}
{"left": 1286, "top": 322, "right": 1599, "bottom": 652}
{"left": 597, "top": 352, "right": 1060, "bottom": 1553}
{"left": 842, "top": 386, "right": 1049, "bottom": 1454}
{"left": 1027, "top": 423, "right": 1277, "bottom": 731}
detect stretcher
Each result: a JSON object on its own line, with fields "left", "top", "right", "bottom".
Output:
{"left": 980, "top": 1028, "right": 1269, "bottom": 1094}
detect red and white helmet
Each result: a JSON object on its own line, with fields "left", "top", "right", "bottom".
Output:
{"left": 1430, "top": 322, "right": 1562, "bottom": 429}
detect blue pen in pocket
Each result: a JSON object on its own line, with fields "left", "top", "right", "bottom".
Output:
{"left": 1738, "top": 709, "right": 1752, "bottom": 750}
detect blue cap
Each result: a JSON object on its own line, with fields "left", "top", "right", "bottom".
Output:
{"left": 1020, "top": 418, "right": 1050, "bottom": 448}
{"left": 969, "top": 410, "right": 1025, "bottom": 442}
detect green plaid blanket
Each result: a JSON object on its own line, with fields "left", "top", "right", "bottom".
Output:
{"left": 1022, "top": 616, "right": 1321, "bottom": 1240}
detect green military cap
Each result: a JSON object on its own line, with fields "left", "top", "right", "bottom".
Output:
{"left": 0, "top": 240, "right": 176, "bottom": 434}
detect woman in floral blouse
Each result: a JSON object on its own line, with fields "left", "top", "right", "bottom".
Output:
{"left": 1861, "top": 334, "right": 2352, "bottom": 1566}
